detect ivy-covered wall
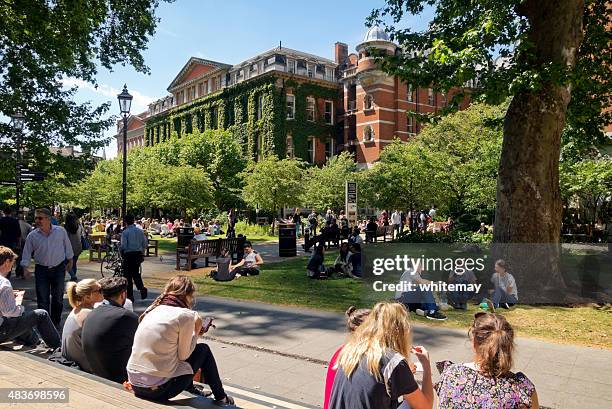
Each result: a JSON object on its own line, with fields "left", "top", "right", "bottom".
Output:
{"left": 144, "top": 74, "right": 338, "bottom": 162}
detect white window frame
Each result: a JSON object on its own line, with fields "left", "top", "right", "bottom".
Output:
{"left": 325, "top": 138, "right": 334, "bottom": 160}
{"left": 286, "top": 94, "right": 295, "bottom": 120}
{"left": 307, "top": 137, "right": 315, "bottom": 163}
{"left": 428, "top": 88, "right": 434, "bottom": 105}
{"left": 307, "top": 63, "right": 314, "bottom": 78}
{"left": 407, "top": 84, "right": 413, "bottom": 102}
{"left": 324, "top": 100, "right": 333, "bottom": 124}
{"left": 325, "top": 67, "right": 334, "bottom": 81}
{"left": 286, "top": 134, "right": 294, "bottom": 158}
{"left": 287, "top": 58, "right": 295, "bottom": 73}
{"left": 407, "top": 116, "right": 414, "bottom": 133}
{"left": 306, "top": 97, "right": 316, "bottom": 122}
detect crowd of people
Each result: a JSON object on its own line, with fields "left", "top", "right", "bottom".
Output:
{"left": 0, "top": 265, "right": 235, "bottom": 405}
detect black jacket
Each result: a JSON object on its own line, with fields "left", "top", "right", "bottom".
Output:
{"left": 81, "top": 300, "right": 138, "bottom": 383}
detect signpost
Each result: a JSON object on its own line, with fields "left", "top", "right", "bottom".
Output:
{"left": 345, "top": 181, "right": 358, "bottom": 227}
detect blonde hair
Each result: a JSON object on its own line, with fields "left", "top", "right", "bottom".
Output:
{"left": 337, "top": 302, "right": 412, "bottom": 381}
{"left": 139, "top": 275, "right": 196, "bottom": 322}
{"left": 470, "top": 312, "right": 515, "bottom": 378}
{"left": 66, "top": 279, "right": 100, "bottom": 309}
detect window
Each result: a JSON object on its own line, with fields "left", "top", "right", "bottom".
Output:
{"left": 428, "top": 88, "right": 434, "bottom": 105}
{"left": 227, "top": 104, "right": 234, "bottom": 126}
{"left": 325, "top": 139, "right": 334, "bottom": 160}
{"left": 257, "top": 94, "right": 264, "bottom": 120}
{"left": 287, "top": 58, "right": 295, "bottom": 73}
{"left": 407, "top": 116, "right": 414, "bottom": 133}
{"left": 325, "top": 67, "right": 334, "bottom": 81}
{"left": 407, "top": 84, "right": 413, "bottom": 102}
{"left": 306, "top": 97, "right": 316, "bottom": 121}
{"left": 307, "top": 63, "right": 314, "bottom": 78}
{"left": 211, "top": 107, "right": 218, "bottom": 129}
{"left": 364, "top": 94, "right": 373, "bottom": 110}
{"left": 286, "top": 134, "right": 294, "bottom": 158}
{"left": 324, "top": 101, "right": 333, "bottom": 124}
{"left": 363, "top": 125, "right": 374, "bottom": 142}
{"left": 307, "top": 137, "right": 315, "bottom": 163}
{"left": 286, "top": 94, "right": 295, "bottom": 120}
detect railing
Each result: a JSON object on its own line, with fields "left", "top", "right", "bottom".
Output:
{"left": 343, "top": 67, "right": 357, "bottom": 77}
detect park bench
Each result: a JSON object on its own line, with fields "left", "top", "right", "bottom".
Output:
{"left": 365, "top": 225, "right": 394, "bottom": 243}
{"left": 88, "top": 236, "right": 107, "bottom": 262}
{"left": 176, "top": 236, "right": 246, "bottom": 271}
{"left": 146, "top": 238, "right": 159, "bottom": 256}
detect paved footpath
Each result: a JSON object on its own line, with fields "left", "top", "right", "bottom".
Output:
{"left": 9, "top": 247, "right": 612, "bottom": 409}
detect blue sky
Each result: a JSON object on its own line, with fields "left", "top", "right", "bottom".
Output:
{"left": 69, "top": 0, "right": 432, "bottom": 158}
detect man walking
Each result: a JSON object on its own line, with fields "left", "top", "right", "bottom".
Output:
{"left": 391, "top": 209, "right": 402, "bottom": 239}
{"left": 120, "top": 214, "right": 148, "bottom": 301}
{"left": 20, "top": 208, "right": 74, "bottom": 327}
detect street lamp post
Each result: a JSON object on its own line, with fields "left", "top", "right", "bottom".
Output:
{"left": 117, "top": 85, "right": 133, "bottom": 225}
{"left": 10, "top": 111, "right": 25, "bottom": 212}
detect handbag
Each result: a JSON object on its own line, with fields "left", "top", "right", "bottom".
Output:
{"left": 81, "top": 234, "right": 90, "bottom": 250}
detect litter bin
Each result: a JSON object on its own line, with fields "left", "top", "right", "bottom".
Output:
{"left": 278, "top": 223, "right": 297, "bottom": 257}
{"left": 177, "top": 227, "right": 195, "bottom": 248}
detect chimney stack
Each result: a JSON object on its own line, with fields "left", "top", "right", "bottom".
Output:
{"left": 335, "top": 42, "right": 348, "bottom": 65}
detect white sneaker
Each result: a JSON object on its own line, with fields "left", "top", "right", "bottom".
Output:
{"left": 415, "top": 309, "right": 425, "bottom": 317}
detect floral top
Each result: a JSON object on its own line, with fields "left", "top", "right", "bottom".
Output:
{"left": 434, "top": 362, "right": 535, "bottom": 409}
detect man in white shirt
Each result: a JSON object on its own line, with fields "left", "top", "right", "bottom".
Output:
{"left": 391, "top": 210, "right": 402, "bottom": 239}
{"left": 429, "top": 205, "right": 437, "bottom": 219}
{"left": 490, "top": 259, "right": 518, "bottom": 309}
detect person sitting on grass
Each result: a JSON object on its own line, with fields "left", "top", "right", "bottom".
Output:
{"left": 333, "top": 242, "right": 352, "bottom": 277}
{"left": 307, "top": 244, "right": 327, "bottom": 279}
{"left": 0, "top": 246, "right": 60, "bottom": 350}
{"left": 323, "top": 306, "right": 371, "bottom": 409}
{"left": 489, "top": 259, "right": 518, "bottom": 309}
{"left": 329, "top": 302, "right": 434, "bottom": 409}
{"left": 61, "top": 279, "right": 104, "bottom": 372}
{"left": 447, "top": 268, "right": 478, "bottom": 310}
{"left": 127, "top": 276, "right": 234, "bottom": 405}
{"left": 347, "top": 243, "right": 363, "bottom": 278}
{"left": 435, "top": 312, "right": 538, "bottom": 409}
{"left": 396, "top": 261, "right": 447, "bottom": 321}
{"left": 230, "top": 241, "right": 263, "bottom": 277}
{"left": 81, "top": 277, "right": 139, "bottom": 384}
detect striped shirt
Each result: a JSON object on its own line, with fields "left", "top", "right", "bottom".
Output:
{"left": 0, "top": 275, "right": 24, "bottom": 327}
{"left": 20, "top": 225, "right": 74, "bottom": 268}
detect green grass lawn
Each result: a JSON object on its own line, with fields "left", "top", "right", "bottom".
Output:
{"left": 192, "top": 252, "right": 612, "bottom": 349}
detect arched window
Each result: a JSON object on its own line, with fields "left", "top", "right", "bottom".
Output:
{"left": 363, "top": 125, "right": 374, "bottom": 142}
{"left": 364, "top": 94, "right": 373, "bottom": 110}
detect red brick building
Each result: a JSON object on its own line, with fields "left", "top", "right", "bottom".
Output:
{"left": 123, "top": 26, "right": 471, "bottom": 166}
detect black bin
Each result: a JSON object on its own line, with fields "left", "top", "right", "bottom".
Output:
{"left": 278, "top": 223, "right": 297, "bottom": 257}
{"left": 177, "top": 227, "right": 195, "bottom": 247}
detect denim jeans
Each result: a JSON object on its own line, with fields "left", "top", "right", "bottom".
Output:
{"left": 492, "top": 286, "right": 518, "bottom": 307}
{"left": 69, "top": 255, "right": 79, "bottom": 280}
{"left": 0, "top": 309, "right": 61, "bottom": 349}
{"left": 34, "top": 263, "right": 66, "bottom": 327}
{"left": 122, "top": 252, "right": 145, "bottom": 301}
{"left": 133, "top": 343, "right": 226, "bottom": 401}
{"left": 399, "top": 285, "right": 438, "bottom": 313}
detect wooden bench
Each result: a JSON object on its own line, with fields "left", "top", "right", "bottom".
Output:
{"left": 146, "top": 238, "right": 159, "bottom": 257}
{"left": 365, "top": 225, "right": 394, "bottom": 243}
{"left": 88, "top": 236, "right": 107, "bottom": 262}
{"left": 176, "top": 236, "right": 246, "bottom": 271}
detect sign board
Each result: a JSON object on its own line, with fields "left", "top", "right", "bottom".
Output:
{"left": 345, "top": 181, "right": 358, "bottom": 226}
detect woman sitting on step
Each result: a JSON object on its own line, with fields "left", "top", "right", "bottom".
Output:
{"left": 127, "top": 276, "right": 234, "bottom": 405}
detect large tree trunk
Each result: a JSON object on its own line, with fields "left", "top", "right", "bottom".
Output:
{"left": 493, "top": 0, "right": 584, "bottom": 303}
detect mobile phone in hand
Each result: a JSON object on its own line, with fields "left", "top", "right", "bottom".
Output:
{"left": 201, "top": 316, "right": 215, "bottom": 334}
